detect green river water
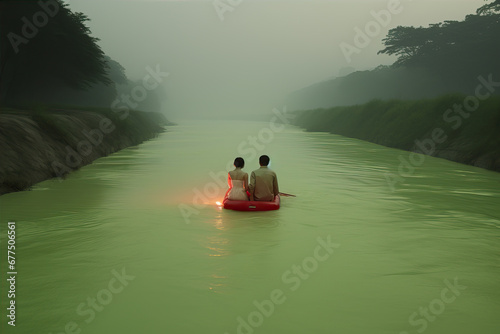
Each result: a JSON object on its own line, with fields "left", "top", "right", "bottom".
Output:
{"left": 1, "top": 121, "right": 499, "bottom": 334}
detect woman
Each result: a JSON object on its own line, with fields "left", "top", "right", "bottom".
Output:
{"left": 227, "top": 157, "right": 249, "bottom": 201}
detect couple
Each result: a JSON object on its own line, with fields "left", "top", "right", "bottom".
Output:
{"left": 227, "top": 155, "right": 279, "bottom": 202}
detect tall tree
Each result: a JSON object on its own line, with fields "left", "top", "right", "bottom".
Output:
{"left": 477, "top": 0, "right": 500, "bottom": 15}
{"left": 0, "top": 0, "right": 111, "bottom": 106}
{"left": 378, "top": 0, "right": 500, "bottom": 75}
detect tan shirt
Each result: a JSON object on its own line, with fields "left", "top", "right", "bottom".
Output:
{"left": 249, "top": 166, "right": 279, "bottom": 201}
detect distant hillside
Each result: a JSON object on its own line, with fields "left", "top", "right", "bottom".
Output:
{"left": 288, "top": 1, "right": 500, "bottom": 111}
{"left": 287, "top": 66, "right": 456, "bottom": 110}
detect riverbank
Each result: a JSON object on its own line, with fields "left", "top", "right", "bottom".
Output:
{"left": 292, "top": 94, "right": 500, "bottom": 172}
{"left": 0, "top": 106, "right": 170, "bottom": 195}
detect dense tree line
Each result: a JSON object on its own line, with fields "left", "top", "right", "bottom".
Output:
{"left": 0, "top": 0, "right": 114, "bottom": 105}
{"left": 378, "top": 0, "right": 500, "bottom": 80}
{"left": 288, "top": 0, "right": 500, "bottom": 111}
{"left": 0, "top": 0, "right": 165, "bottom": 112}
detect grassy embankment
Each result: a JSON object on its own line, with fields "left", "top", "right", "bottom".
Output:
{"left": 293, "top": 94, "right": 500, "bottom": 172}
{"left": 0, "top": 106, "right": 170, "bottom": 195}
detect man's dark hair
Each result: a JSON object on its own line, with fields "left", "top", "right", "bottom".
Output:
{"left": 234, "top": 157, "right": 245, "bottom": 168}
{"left": 259, "top": 155, "right": 270, "bottom": 166}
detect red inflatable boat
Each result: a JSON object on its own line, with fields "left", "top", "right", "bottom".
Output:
{"left": 222, "top": 189, "right": 280, "bottom": 211}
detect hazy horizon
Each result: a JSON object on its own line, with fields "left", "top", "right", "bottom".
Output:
{"left": 66, "top": 0, "right": 486, "bottom": 120}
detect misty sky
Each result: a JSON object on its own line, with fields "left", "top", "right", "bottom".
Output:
{"left": 67, "top": 0, "right": 486, "bottom": 120}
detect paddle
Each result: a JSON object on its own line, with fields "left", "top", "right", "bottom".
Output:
{"left": 279, "top": 192, "right": 296, "bottom": 197}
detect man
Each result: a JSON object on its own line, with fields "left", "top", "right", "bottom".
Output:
{"left": 249, "top": 155, "right": 279, "bottom": 201}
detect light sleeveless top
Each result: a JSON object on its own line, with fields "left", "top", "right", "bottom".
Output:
{"left": 228, "top": 169, "right": 249, "bottom": 201}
